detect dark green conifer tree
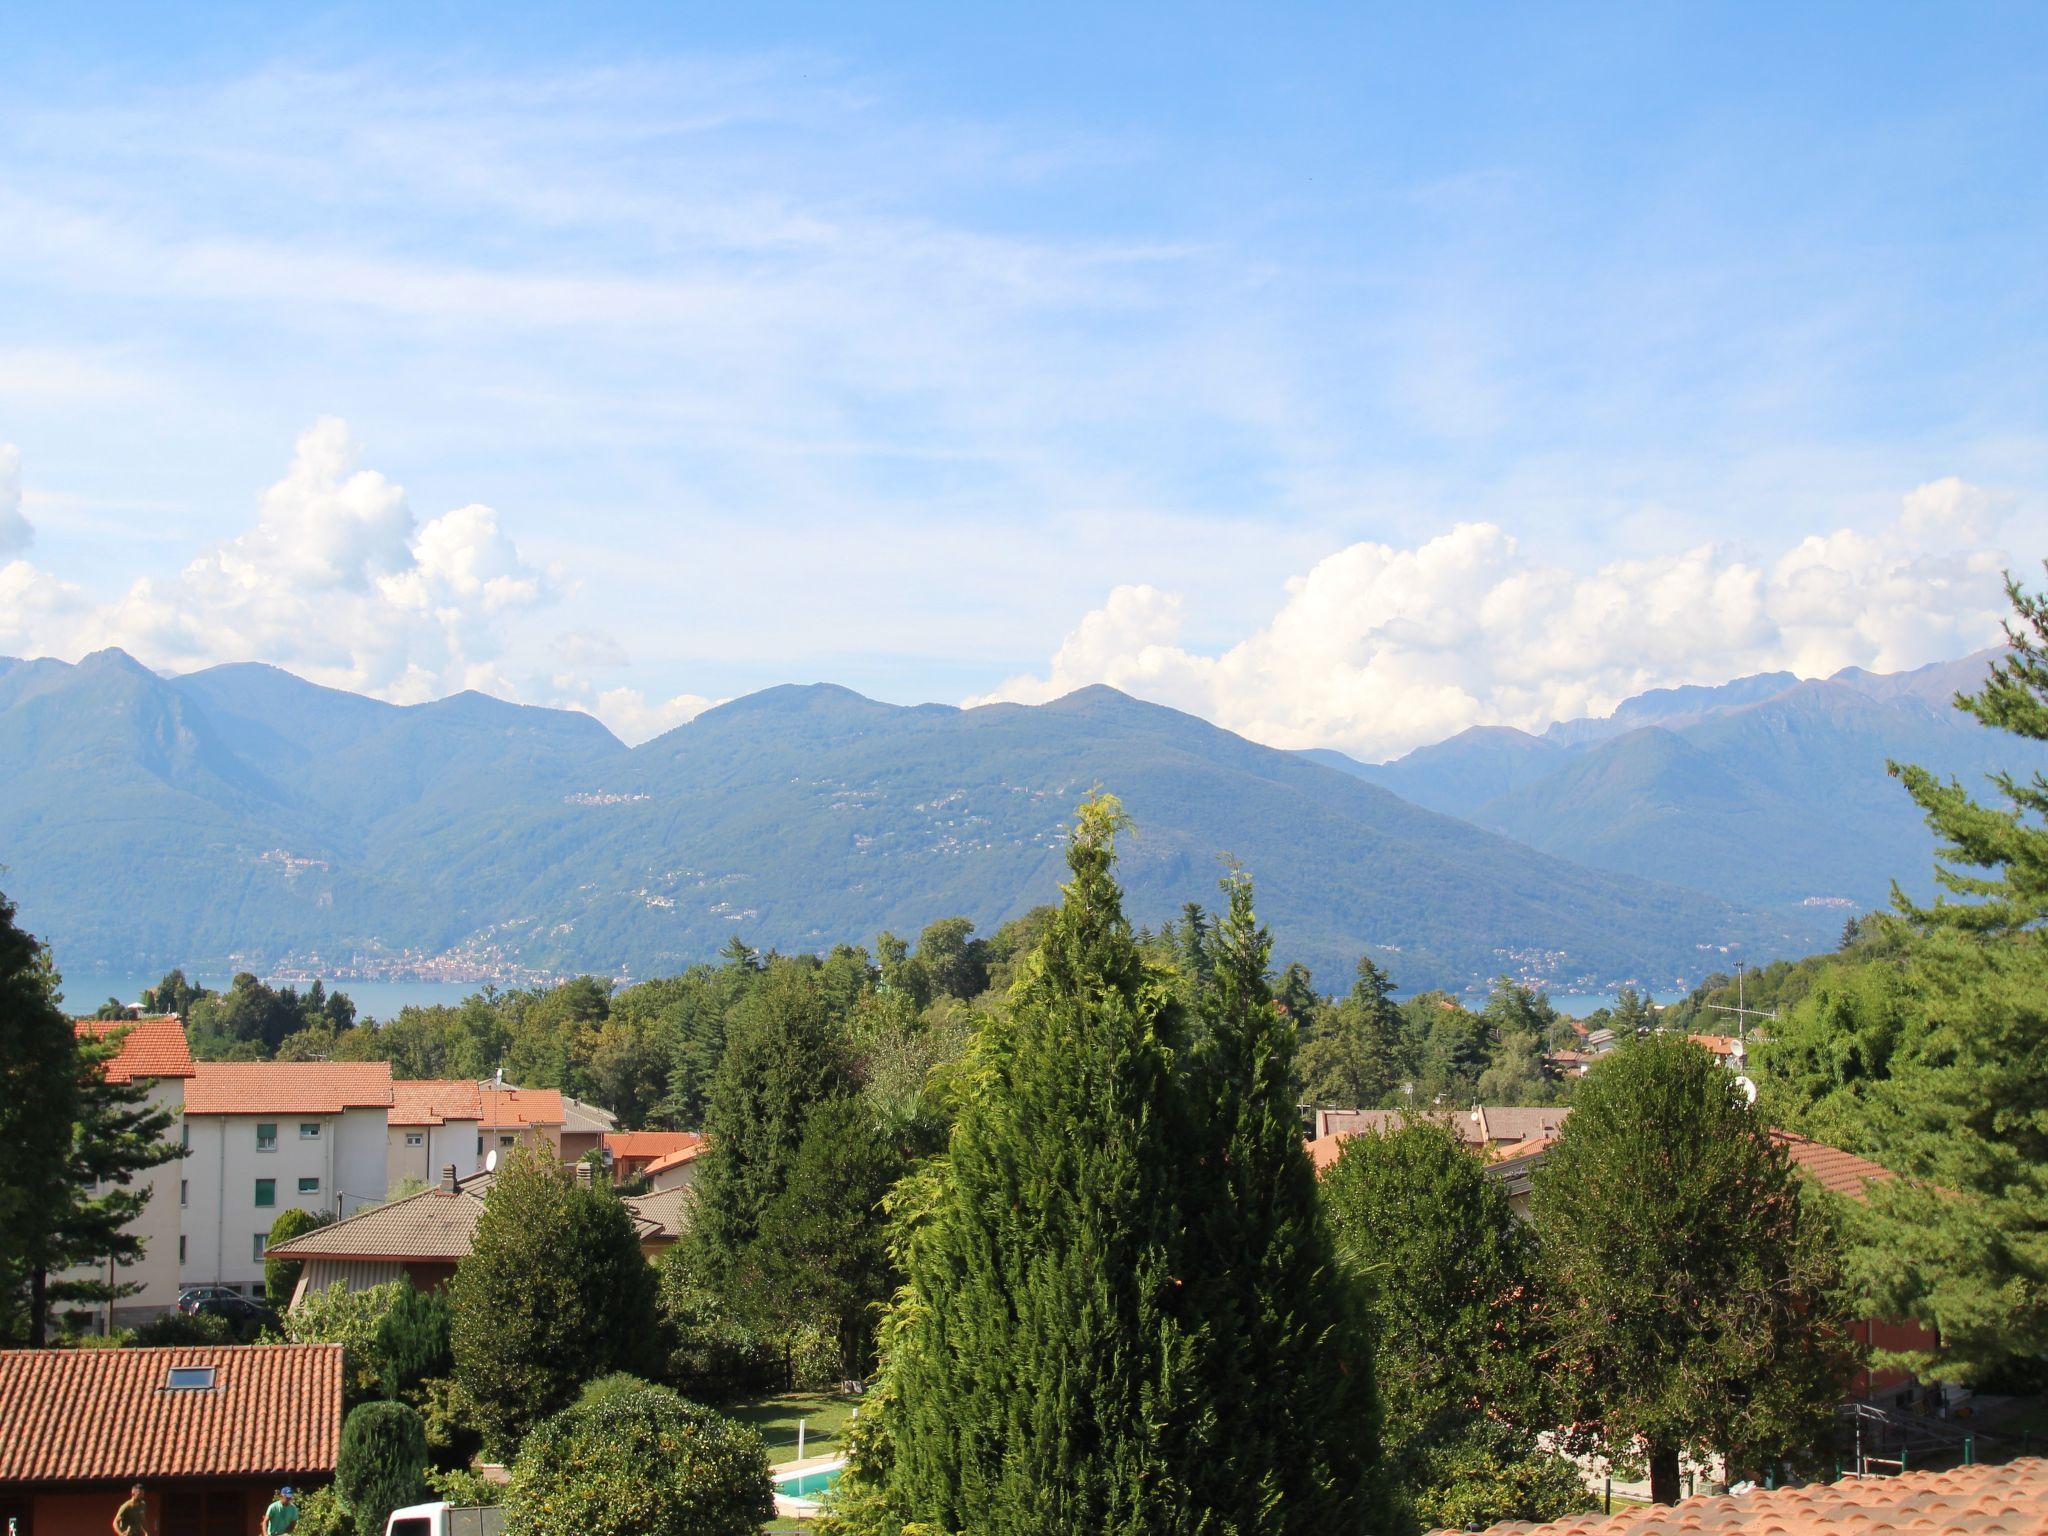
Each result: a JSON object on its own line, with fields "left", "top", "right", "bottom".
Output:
{"left": 0, "top": 893, "right": 79, "bottom": 1344}
{"left": 1182, "top": 867, "right": 1379, "bottom": 1533}
{"left": 847, "top": 796, "right": 1210, "bottom": 1534}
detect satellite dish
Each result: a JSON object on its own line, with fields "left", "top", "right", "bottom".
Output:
{"left": 484, "top": 1149, "right": 499, "bottom": 1173}
{"left": 1734, "top": 1075, "right": 1759, "bottom": 1106}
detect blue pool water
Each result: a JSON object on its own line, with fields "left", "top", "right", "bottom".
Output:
{"left": 776, "top": 1465, "right": 843, "bottom": 1500}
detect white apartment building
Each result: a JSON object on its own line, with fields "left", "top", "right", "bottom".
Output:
{"left": 386, "top": 1080, "right": 485, "bottom": 1189}
{"left": 68, "top": 1017, "right": 195, "bottom": 1328}
{"left": 180, "top": 1060, "right": 395, "bottom": 1293}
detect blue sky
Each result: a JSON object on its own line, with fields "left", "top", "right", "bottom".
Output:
{"left": 2, "top": 3, "right": 2044, "bottom": 754}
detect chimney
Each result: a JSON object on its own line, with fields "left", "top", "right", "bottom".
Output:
{"left": 439, "top": 1164, "right": 458, "bottom": 1195}
{"left": 574, "top": 1160, "right": 594, "bottom": 1189}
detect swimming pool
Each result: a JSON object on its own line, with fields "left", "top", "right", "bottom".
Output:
{"left": 773, "top": 1460, "right": 845, "bottom": 1506}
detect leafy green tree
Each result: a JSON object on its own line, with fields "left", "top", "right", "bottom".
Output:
{"left": 336, "top": 1400, "right": 431, "bottom": 1536}
{"left": 1322, "top": 1120, "right": 1580, "bottom": 1532}
{"left": 688, "top": 962, "right": 853, "bottom": 1290}
{"left": 845, "top": 796, "right": 1212, "bottom": 1534}
{"left": 1611, "top": 985, "right": 1655, "bottom": 1035}
{"left": 913, "top": 917, "right": 990, "bottom": 1001}
{"left": 265, "top": 1206, "right": 336, "bottom": 1307}
{"left": 1532, "top": 1036, "right": 1856, "bottom": 1503}
{"left": 448, "top": 1150, "right": 662, "bottom": 1455}
{"left": 504, "top": 1382, "right": 772, "bottom": 1536}
{"left": 653, "top": 1245, "right": 780, "bottom": 1404}
{"left": 139, "top": 968, "right": 210, "bottom": 1018}
{"left": 0, "top": 892, "right": 81, "bottom": 1344}
{"left": 285, "top": 1280, "right": 409, "bottom": 1405}
{"left": 1182, "top": 868, "right": 1380, "bottom": 1533}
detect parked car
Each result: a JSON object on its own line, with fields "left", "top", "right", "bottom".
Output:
{"left": 386, "top": 1503, "right": 504, "bottom": 1536}
{"left": 176, "top": 1285, "right": 241, "bottom": 1315}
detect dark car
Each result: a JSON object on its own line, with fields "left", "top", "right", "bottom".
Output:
{"left": 176, "top": 1285, "right": 241, "bottom": 1314}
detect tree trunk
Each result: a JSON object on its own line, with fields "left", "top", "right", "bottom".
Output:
{"left": 28, "top": 1266, "right": 48, "bottom": 1347}
{"left": 1648, "top": 1442, "right": 1682, "bottom": 1506}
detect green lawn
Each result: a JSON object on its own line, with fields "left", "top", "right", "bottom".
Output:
{"left": 728, "top": 1389, "right": 863, "bottom": 1465}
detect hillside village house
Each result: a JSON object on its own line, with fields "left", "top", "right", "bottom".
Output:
{"left": 179, "top": 1062, "right": 394, "bottom": 1295}
{"left": 386, "top": 1080, "right": 486, "bottom": 1189}
{"left": 477, "top": 1082, "right": 567, "bottom": 1158}
{"left": 0, "top": 1344, "right": 342, "bottom": 1536}
{"left": 602, "top": 1130, "right": 703, "bottom": 1179}
{"left": 67, "top": 1018, "right": 194, "bottom": 1328}
{"left": 560, "top": 1094, "right": 616, "bottom": 1162}
{"left": 266, "top": 1164, "right": 693, "bottom": 1301}
{"left": 642, "top": 1139, "right": 708, "bottom": 1193}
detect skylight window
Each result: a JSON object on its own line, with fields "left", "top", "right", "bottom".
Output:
{"left": 165, "top": 1366, "right": 217, "bottom": 1391}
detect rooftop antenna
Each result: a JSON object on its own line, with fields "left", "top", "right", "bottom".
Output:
{"left": 1707, "top": 959, "right": 1777, "bottom": 1042}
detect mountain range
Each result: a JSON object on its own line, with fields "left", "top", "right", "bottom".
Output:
{"left": 0, "top": 648, "right": 1811, "bottom": 997}
{"left": 1318, "top": 650, "right": 2026, "bottom": 918}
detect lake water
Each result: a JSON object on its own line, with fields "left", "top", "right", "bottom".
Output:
{"left": 55, "top": 970, "right": 496, "bottom": 1022}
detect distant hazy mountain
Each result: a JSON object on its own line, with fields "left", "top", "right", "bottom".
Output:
{"left": 1327, "top": 651, "right": 2029, "bottom": 919}
{"left": 0, "top": 651, "right": 1793, "bottom": 996}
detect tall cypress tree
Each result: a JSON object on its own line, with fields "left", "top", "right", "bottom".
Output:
{"left": 1182, "top": 868, "right": 1379, "bottom": 1533}
{"left": 852, "top": 796, "right": 1211, "bottom": 1534}
{"left": 0, "top": 893, "right": 79, "bottom": 1344}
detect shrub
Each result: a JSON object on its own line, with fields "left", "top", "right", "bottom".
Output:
{"left": 504, "top": 1383, "right": 772, "bottom": 1536}
{"left": 784, "top": 1321, "right": 841, "bottom": 1392}
{"left": 655, "top": 1246, "right": 779, "bottom": 1404}
{"left": 336, "top": 1400, "right": 431, "bottom": 1536}
{"left": 577, "top": 1371, "right": 657, "bottom": 1410}
{"left": 375, "top": 1283, "right": 452, "bottom": 1402}
{"left": 417, "top": 1374, "right": 484, "bottom": 1473}
{"left": 294, "top": 1486, "right": 353, "bottom": 1536}
{"left": 285, "top": 1281, "right": 407, "bottom": 1405}
{"left": 424, "top": 1468, "right": 501, "bottom": 1508}
{"left": 134, "top": 1310, "right": 234, "bottom": 1346}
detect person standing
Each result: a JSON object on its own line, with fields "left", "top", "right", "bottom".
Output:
{"left": 262, "top": 1488, "right": 299, "bottom": 1536}
{"left": 113, "top": 1484, "right": 151, "bottom": 1536}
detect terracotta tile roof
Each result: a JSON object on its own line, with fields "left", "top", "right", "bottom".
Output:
{"left": 73, "top": 1016, "right": 196, "bottom": 1082}
{"left": 0, "top": 1344, "right": 342, "bottom": 1482}
{"left": 643, "top": 1142, "right": 709, "bottom": 1176}
{"left": 605, "top": 1131, "right": 702, "bottom": 1161}
{"left": 389, "top": 1079, "right": 485, "bottom": 1127}
{"left": 479, "top": 1085, "right": 563, "bottom": 1130}
{"left": 1431, "top": 1457, "right": 2048, "bottom": 1536}
{"left": 187, "top": 1061, "right": 393, "bottom": 1116}
{"left": 1308, "top": 1133, "right": 1349, "bottom": 1174}
{"left": 1773, "top": 1129, "right": 1897, "bottom": 1201}
{"left": 1690, "top": 1032, "right": 1746, "bottom": 1058}
{"left": 1475, "top": 1106, "right": 1573, "bottom": 1144}
{"left": 1489, "top": 1132, "right": 1559, "bottom": 1162}
{"left": 1313, "top": 1106, "right": 1568, "bottom": 1148}
{"left": 270, "top": 1169, "right": 690, "bottom": 1263}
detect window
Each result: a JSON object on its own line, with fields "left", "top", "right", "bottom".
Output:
{"left": 253, "top": 1233, "right": 267, "bottom": 1261}
{"left": 179, "top": 1235, "right": 187, "bottom": 1263}
{"left": 255, "top": 1178, "right": 276, "bottom": 1207}
{"left": 180, "top": 1179, "right": 188, "bottom": 1207}
{"left": 298, "top": 1176, "right": 320, "bottom": 1195}
{"left": 256, "top": 1123, "right": 277, "bottom": 1152}
{"left": 180, "top": 1121, "right": 190, "bottom": 1153}
{"left": 499, "top": 1135, "right": 515, "bottom": 1148}
{"left": 405, "top": 1132, "right": 424, "bottom": 1147}
{"left": 390, "top": 1519, "right": 432, "bottom": 1536}
{"left": 165, "top": 1365, "right": 216, "bottom": 1391}
{"left": 299, "top": 1122, "right": 321, "bottom": 1140}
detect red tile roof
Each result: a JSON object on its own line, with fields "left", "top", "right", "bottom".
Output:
{"left": 604, "top": 1131, "right": 702, "bottom": 1161}
{"left": 1773, "top": 1130, "right": 1897, "bottom": 1201}
{"left": 389, "top": 1079, "right": 485, "bottom": 1127}
{"left": 1432, "top": 1457, "right": 2048, "bottom": 1536}
{"left": 643, "top": 1142, "right": 709, "bottom": 1176}
{"left": 269, "top": 1170, "right": 691, "bottom": 1261}
{"left": 0, "top": 1344, "right": 342, "bottom": 1482}
{"left": 73, "top": 1017, "right": 196, "bottom": 1082}
{"left": 186, "top": 1062, "right": 394, "bottom": 1116}
{"left": 479, "top": 1085, "right": 562, "bottom": 1130}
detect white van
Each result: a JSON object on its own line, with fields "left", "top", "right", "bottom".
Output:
{"left": 384, "top": 1503, "right": 506, "bottom": 1536}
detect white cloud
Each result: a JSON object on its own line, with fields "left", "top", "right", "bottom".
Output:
{"left": 585, "top": 687, "right": 720, "bottom": 743}
{"left": 0, "top": 444, "right": 32, "bottom": 556}
{"left": 972, "top": 480, "right": 2016, "bottom": 761}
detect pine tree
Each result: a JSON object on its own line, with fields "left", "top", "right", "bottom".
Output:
{"left": 1532, "top": 1036, "right": 1856, "bottom": 1503}
{"left": 849, "top": 796, "right": 1210, "bottom": 1534}
{"left": 1297, "top": 957, "right": 1401, "bottom": 1109}
{"left": 687, "top": 962, "right": 853, "bottom": 1292}
{"left": 1182, "top": 867, "right": 1379, "bottom": 1533}
{"left": 0, "top": 892, "right": 79, "bottom": 1344}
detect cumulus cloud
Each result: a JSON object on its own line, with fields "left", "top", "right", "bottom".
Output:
{"left": 0, "top": 421, "right": 564, "bottom": 705}
{"left": 972, "top": 479, "right": 2015, "bottom": 761}
{"left": 0, "top": 444, "right": 32, "bottom": 556}
{"left": 586, "top": 687, "right": 720, "bottom": 743}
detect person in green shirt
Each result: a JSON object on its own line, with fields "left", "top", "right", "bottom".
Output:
{"left": 113, "top": 1485, "right": 151, "bottom": 1536}
{"left": 262, "top": 1488, "right": 299, "bottom": 1536}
